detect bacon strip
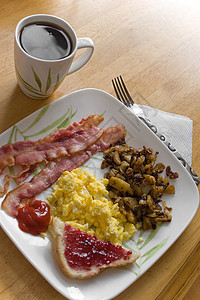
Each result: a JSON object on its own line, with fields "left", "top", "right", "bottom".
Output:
{"left": 0, "top": 115, "right": 104, "bottom": 175}
{"left": 0, "top": 126, "right": 103, "bottom": 195}
{"left": 16, "top": 164, "right": 39, "bottom": 183}
{"left": 15, "top": 126, "right": 103, "bottom": 166}
{"left": 1, "top": 124, "right": 125, "bottom": 217}
{"left": 0, "top": 174, "right": 11, "bottom": 197}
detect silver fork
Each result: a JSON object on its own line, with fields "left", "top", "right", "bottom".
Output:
{"left": 112, "top": 76, "right": 135, "bottom": 107}
{"left": 112, "top": 75, "right": 200, "bottom": 185}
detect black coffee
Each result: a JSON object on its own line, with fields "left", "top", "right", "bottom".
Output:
{"left": 19, "top": 22, "right": 72, "bottom": 60}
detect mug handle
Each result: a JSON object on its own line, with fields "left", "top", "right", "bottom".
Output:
{"left": 68, "top": 38, "right": 94, "bottom": 75}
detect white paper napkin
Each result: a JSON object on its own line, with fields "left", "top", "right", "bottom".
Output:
{"left": 135, "top": 105, "right": 193, "bottom": 166}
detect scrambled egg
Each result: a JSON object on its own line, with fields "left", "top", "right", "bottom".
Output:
{"left": 47, "top": 168, "right": 136, "bottom": 245}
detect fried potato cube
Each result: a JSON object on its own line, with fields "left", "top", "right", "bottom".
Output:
{"left": 164, "top": 184, "right": 175, "bottom": 194}
{"left": 109, "top": 177, "right": 132, "bottom": 194}
{"left": 143, "top": 174, "right": 156, "bottom": 185}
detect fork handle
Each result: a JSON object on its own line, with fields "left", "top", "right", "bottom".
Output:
{"left": 139, "top": 116, "right": 200, "bottom": 185}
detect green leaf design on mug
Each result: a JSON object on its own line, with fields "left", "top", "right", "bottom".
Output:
{"left": 16, "top": 67, "right": 61, "bottom": 97}
{"left": 24, "top": 92, "right": 48, "bottom": 99}
{"left": 32, "top": 67, "right": 42, "bottom": 91}
{"left": 16, "top": 68, "right": 45, "bottom": 95}
{"left": 53, "top": 73, "right": 60, "bottom": 92}
{"left": 45, "top": 68, "right": 51, "bottom": 93}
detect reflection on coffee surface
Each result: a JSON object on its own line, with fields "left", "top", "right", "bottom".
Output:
{"left": 20, "top": 22, "right": 72, "bottom": 60}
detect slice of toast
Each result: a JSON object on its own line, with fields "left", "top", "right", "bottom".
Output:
{"left": 50, "top": 217, "right": 140, "bottom": 279}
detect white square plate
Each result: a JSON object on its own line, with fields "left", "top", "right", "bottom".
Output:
{"left": 0, "top": 89, "right": 199, "bottom": 300}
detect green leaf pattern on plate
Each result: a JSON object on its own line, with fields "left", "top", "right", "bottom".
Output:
{"left": 139, "top": 223, "right": 163, "bottom": 249}
{"left": 57, "top": 106, "right": 77, "bottom": 129}
{"left": 22, "top": 105, "right": 50, "bottom": 134}
{"left": 24, "top": 110, "right": 72, "bottom": 138}
{"left": 7, "top": 105, "right": 77, "bottom": 179}
{"left": 7, "top": 126, "right": 16, "bottom": 144}
{"left": 141, "top": 237, "right": 168, "bottom": 264}
{"left": 122, "top": 223, "right": 169, "bottom": 277}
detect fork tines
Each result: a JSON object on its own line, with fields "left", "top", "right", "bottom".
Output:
{"left": 112, "top": 76, "right": 134, "bottom": 107}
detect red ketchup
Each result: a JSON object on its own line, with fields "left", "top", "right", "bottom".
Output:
{"left": 16, "top": 200, "right": 50, "bottom": 235}
{"left": 64, "top": 224, "right": 132, "bottom": 271}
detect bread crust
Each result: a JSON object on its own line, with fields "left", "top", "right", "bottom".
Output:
{"left": 50, "top": 217, "right": 140, "bottom": 279}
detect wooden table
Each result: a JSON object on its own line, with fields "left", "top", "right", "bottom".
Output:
{"left": 0, "top": 0, "right": 200, "bottom": 299}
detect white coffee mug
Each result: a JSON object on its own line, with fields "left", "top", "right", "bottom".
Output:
{"left": 14, "top": 14, "right": 94, "bottom": 99}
